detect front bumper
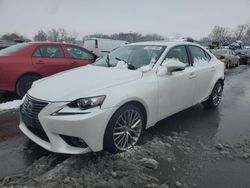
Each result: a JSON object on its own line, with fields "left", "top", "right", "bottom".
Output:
{"left": 19, "top": 97, "right": 116, "bottom": 154}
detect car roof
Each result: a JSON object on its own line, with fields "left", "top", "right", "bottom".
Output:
{"left": 27, "top": 41, "right": 80, "bottom": 46}
{"left": 211, "top": 49, "right": 230, "bottom": 51}
{"left": 127, "top": 41, "right": 201, "bottom": 48}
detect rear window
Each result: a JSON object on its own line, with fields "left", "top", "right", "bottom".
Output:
{"left": 211, "top": 49, "right": 229, "bottom": 56}
{"left": 33, "top": 45, "right": 64, "bottom": 58}
{"left": 0, "top": 43, "right": 30, "bottom": 56}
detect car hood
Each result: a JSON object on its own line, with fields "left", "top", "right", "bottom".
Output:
{"left": 28, "top": 65, "right": 142, "bottom": 102}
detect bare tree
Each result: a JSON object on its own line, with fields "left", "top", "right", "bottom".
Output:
{"left": 209, "top": 26, "right": 232, "bottom": 44}
{"left": 172, "top": 33, "right": 181, "bottom": 40}
{"left": 243, "top": 27, "right": 250, "bottom": 45}
{"left": 46, "top": 28, "right": 78, "bottom": 43}
{"left": 199, "top": 37, "right": 212, "bottom": 46}
{"left": 33, "top": 29, "right": 48, "bottom": 41}
{"left": 83, "top": 32, "right": 165, "bottom": 43}
{"left": 47, "top": 29, "right": 60, "bottom": 42}
{"left": 233, "top": 24, "right": 248, "bottom": 41}
{"left": 0, "top": 33, "right": 30, "bottom": 42}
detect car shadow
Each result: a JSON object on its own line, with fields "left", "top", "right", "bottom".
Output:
{"left": 0, "top": 92, "right": 19, "bottom": 103}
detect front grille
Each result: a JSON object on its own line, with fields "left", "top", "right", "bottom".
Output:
{"left": 21, "top": 95, "right": 50, "bottom": 142}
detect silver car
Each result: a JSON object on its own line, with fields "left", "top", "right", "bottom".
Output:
{"left": 211, "top": 49, "right": 240, "bottom": 68}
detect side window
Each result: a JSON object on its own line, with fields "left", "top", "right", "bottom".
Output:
{"left": 66, "top": 46, "right": 94, "bottom": 60}
{"left": 188, "top": 46, "right": 211, "bottom": 65}
{"left": 165, "top": 46, "right": 189, "bottom": 65}
{"left": 33, "top": 49, "right": 41, "bottom": 57}
{"left": 33, "top": 45, "right": 64, "bottom": 58}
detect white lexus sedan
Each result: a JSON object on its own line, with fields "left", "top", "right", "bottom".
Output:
{"left": 19, "top": 41, "right": 224, "bottom": 154}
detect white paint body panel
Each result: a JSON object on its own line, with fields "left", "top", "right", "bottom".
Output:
{"left": 19, "top": 41, "right": 224, "bottom": 154}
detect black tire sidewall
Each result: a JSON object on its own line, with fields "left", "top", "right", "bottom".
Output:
{"left": 204, "top": 81, "right": 223, "bottom": 108}
{"left": 103, "top": 104, "right": 145, "bottom": 153}
{"left": 16, "top": 75, "right": 40, "bottom": 98}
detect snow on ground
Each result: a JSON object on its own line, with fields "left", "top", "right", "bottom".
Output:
{"left": 1, "top": 130, "right": 250, "bottom": 188}
{"left": 0, "top": 100, "right": 21, "bottom": 111}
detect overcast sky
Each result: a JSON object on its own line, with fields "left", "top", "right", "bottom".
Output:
{"left": 0, "top": 0, "right": 250, "bottom": 40}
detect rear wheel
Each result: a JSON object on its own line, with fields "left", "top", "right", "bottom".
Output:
{"left": 203, "top": 81, "right": 223, "bottom": 108}
{"left": 235, "top": 60, "right": 240, "bottom": 67}
{"left": 104, "top": 104, "right": 145, "bottom": 153}
{"left": 16, "top": 75, "right": 41, "bottom": 98}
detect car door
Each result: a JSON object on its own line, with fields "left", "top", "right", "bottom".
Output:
{"left": 228, "top": 50, "right": 233, "bottom": 65}
{"left": 187, "top": 45, "right": 215, "bottom": 104}
{"left": 157, "top": 45, "right": 196, "bottom": 120}
{"left": 232, "top": 50, "right": 239, "bottom": 65}
{"left": 230, "top": 50, "right": 237, "bottom": 65}
{"left": 32, "top": 45, "right": 71, "bottom": 76}
{"left": 65, "top": 45, "right": 96, "bottom": 67}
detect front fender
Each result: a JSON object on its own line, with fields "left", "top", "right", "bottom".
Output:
{"left": 99, "top": 75, "right": 159, "bottom": 128}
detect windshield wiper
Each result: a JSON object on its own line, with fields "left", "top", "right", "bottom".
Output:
{"left": 115, "top": 57, "right": 136, "bottom": 70}
{"left": 106, "top": 54, "right": 111, "bottom": 67}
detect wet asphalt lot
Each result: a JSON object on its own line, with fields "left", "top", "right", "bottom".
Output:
{"left": 0, "top": 66, "right": 250, "bottom": 187}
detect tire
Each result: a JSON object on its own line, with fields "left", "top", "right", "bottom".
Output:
{"left": 235, "top": 60, "right": 239, "bottom": 67}
{"left": 103, "top": 104, "right": 145, "bottom": 153}
{"left": 203, "top": 81, "right": 223, "bottom": 109}
{"left": 16, "top": 75, "right": 41, "bottom": 98}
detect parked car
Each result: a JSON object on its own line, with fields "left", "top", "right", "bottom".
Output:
{"left": 235, "top": 49, "right": 250, "bottom": 65}
{"left": 19, "top": 41, "right": 224, "bottom": 154}
{"left": 0, "top": 41, "right": 16, "bottom": 50}
{"left": 211, "top": 49, "right": 240, "bottom": 68}
{"left": 83, "top": 38, "right": 128, "bottom": 57}
{"left": 0, "top": 42, "right": 97, "bottom": 97}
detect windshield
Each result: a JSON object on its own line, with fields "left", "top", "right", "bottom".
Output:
{"left": 0, "top": 43, "right": 30, "bottom": 56}
{"left": 211, "top": 49, "right": 229, "bottom": 56}
{"left": 94, "top": 45, "right": 166, "bottom": 69}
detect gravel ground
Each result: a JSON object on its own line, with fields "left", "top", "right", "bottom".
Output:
{"left": 1, "top": 131, "right": 249, "bottom": 188}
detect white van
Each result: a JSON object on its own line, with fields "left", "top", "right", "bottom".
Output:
{"left": 83, "top": 38, "right": 128, "bottom": 57}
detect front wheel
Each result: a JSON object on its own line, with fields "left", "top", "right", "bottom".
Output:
{"left": 16, "top": 75, "right": 41, "bottom": 98}
{"left": 104, "top": 104, "right": 145, "bottom": 153}
{"left": 203, "top": 81, "right": 223, "bottom": 108}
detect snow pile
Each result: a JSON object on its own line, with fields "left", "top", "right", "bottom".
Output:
{"left": 114, "top": 60, "right": 128, "bottom": 69}
{"left": 193, "top": 57, "right": 209, "bottom": 66}
{"left": 0, "top": 100, "right": 21, "bottom": 111}
{"left": 162, "top": 58, "right": 183, "bottom": 66}
{"left": 138, "top": 65, "right": 153, "bottom": 72}
{"left": 0, "top": 137, "right": 175, "bottom": 188}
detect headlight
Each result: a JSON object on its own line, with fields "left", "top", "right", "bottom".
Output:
{"left": 68, "top": 96, "right": 106, "bottom": 110}
{"left": 51, "top": 95, "right": 106, "bottom": 116}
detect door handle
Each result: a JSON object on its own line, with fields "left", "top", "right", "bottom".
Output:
{"left": 35, "top": 61, "right": 45, "bottom": 64}
{"left": 189, "top": 72, "right": 196, "bottom": 79}
{"left": 211, "top": 66, "right": 216, "bottom": 71}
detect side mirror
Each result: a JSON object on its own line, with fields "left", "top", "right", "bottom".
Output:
{"left": 157, "top": 59, "right": 186, "bottom": 76}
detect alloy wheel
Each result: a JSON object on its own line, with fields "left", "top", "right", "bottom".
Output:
{"left": 113, "top": 109, "right": 143, "bottom": 150}
{"left": 212, "top": 83, "right": 223, "bottom": 106}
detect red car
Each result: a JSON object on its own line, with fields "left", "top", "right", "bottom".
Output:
{"left": 0, "top": 42, "right": 97, "bottom": 97}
